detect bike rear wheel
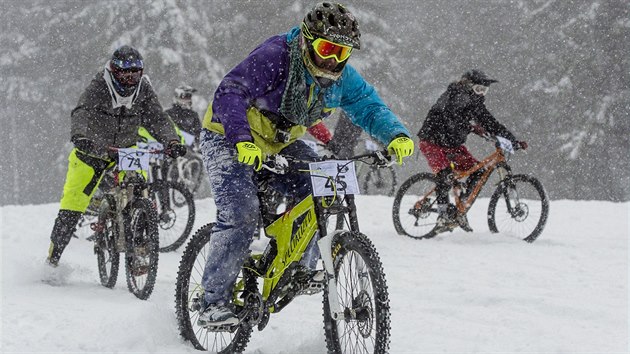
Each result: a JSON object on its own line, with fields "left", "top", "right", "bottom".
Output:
{"left": 392, "top": 173, "right": 440, "bottom": 239}
{"left": 487, "top": 174, "right": 549, "bottom": 242}
{"left": 94, "top": 198, "right": 120, "bottom": 288}
{"left": 323, "top": 231, "right": 391, "bottom": 353}
{"left": 124, "top": 198, "right": 159, "bottom": 300}
{"left": 361, "top": 166, "right": 397, "bottom": 197}
{"left": 175, "top": 223, "right": 254, "bottom": 353}
{"left": 149, "top": 180, "right": 196, "bottom": 252}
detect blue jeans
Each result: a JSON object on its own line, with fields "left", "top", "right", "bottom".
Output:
{"left": 199, "top": 129, "right": 319, "bottom": 305}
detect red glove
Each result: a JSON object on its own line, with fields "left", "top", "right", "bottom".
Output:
{"left": 516, "top": 141, "right": 528, "bottom": 150}
{"left": 307, "top": 122, "right": 332, "bottom": 144}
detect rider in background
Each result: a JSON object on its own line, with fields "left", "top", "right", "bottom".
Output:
{"left": 325, "top": 111, "right": 364, "bottom": 158}
{"left": 417, "top": 69, "right": 527, "bottom": 231}
{"left": 46, "top": 45, "right": 186, "bottom": 268}
{"left": 166, "top": 85, "right": 201, "bottom": 147}
{"left": 308, "top": 110, "right": 363, "bottom": 159}
{"left": 197, "top": 2, "right": 414, "bottom": 326}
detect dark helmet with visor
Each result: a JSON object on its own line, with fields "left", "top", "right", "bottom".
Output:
{"left": 109, "top": 45, "right": 144, "bottom": 96}
{"left": 462, "top": 69, "right": 498, "bottom": 96}
{"left": 462, "top": 69, "right": 498, "bottom": 86}
{"left": 301, "top": 2, "right": 361, "bottom": 85}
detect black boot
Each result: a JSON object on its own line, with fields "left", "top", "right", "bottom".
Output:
{"left": 47, "top": 210, "right": 82, "bottom": 266}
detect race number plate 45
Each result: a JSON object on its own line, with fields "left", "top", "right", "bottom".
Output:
{"left": 309, "top": 160, "right": 360, "bottom": 197}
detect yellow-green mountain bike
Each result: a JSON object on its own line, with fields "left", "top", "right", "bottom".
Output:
{"left": 175, "top": 151, "right": 393, "bottom": 353}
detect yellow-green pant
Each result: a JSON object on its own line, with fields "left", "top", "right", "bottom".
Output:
{"left": 59, "top": 148, "right": 113, "bottom": 212}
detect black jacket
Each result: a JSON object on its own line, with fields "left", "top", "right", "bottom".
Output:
{"left": 165, "top": 104, "right": 201, "bottom": 140}
{"left": 417, "top": 82, "right": 516, "bottom": 148}
{"left": 71, "top": 70, "right": 179, "bottom": 158}
{"left": 327, "top": 111, "right": 364, "bottom": 158}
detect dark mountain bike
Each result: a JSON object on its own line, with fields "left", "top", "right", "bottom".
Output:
{"left": 165, "top": 147, "right": 205, "bottom": 195}
{"left": 392, "top": 137, "right": 549, "bottom": 242}
{"left": 92, "top": 147, "right": 160, "bottom": 300}
{"left": 145, "top": 152, "right": 196, "bottom": 252}
{"left": 175, "top": 151, "right": 392, "bottom": 353}
{"left": 147, "top": 179, "right": 195, "bottom": 252}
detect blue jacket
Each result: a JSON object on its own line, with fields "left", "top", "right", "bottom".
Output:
{"left": 205, "top": 26, "right": 410, "bottom": 151}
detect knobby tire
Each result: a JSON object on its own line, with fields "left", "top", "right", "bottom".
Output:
{"left": 323, "top": 231, "right": 391, "bottom": 353}
{"left": 175, "top": 223, "right": 253, "bottom": 353}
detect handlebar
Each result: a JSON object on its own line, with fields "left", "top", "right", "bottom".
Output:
{"left": 261, "top": 150, "right": 394, "bottom": 175}
{"left": 478, "top": 135, "right": 523, "bottom": 154}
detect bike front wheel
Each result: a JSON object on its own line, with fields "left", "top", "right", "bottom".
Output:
{"left": 175, "top": 223, "right": 254, "bottom": 353}
{"left": 392, "top": 173, "right": 440, "bottom": 239}
{"left": 361, "top": 166, "right": 397, "bottom": 197}
{"left": 149, "top": 180, "right": 196, "bottom": 252}
{"left": 487, "top": 174, "right": 549, "bottom": 242}
{"left": 323, "top": 231, "right": 391, "bottom": 354}
{"left": 94, "top": 197, "right": 120, "bottom": 288}
{"left": 125, "top": 197, "right": 159, "bottom": 300}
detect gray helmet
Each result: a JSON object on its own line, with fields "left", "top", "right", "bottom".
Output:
{"left": 462, "top": 69, "right": 498, "bottom": 86}
{"left": 174, "top": 85, "right": 196, "bottom": 100}
{"left": 303, "top": 2, "right": 361, "bottom": 49}
{"left": 174, "top": 84, "right": 196, "bottom": 108}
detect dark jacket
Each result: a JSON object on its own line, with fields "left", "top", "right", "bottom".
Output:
{"left": 165, "top": 104, "right": 201, "bottom": 139}
{"left": 71, "top": 69, "right": 179, "bottom": 158}
{"left": 417, "top": 82, "right": 516, "bottom": 148}
{"left": 327, "top": 111, "right": 364, "bottom": 158}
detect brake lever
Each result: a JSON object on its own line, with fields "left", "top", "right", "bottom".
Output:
{"left": 373, "top": 150, "right": 395, "bottom": 167}
{"left": 261, "top": 154, "right": 289, "bottom": 174}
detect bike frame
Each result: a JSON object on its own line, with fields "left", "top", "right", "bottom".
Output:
{"left": 451, "top": 147, "right": 509, "bottom": 213}
{"left": 98, "top": 168, "right": 151, "bottom": 250}
{"left": 252, "top": 176, "right": 361, "bottom": 321}
{"left": 413, "top": 146, "right": 511, "bottom": 216}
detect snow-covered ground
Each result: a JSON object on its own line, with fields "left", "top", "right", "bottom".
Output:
{"left": 1, "top": 197, "right": 628, "bottom": 353}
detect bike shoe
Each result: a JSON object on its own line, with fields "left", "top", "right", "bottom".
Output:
{"left": 456, "top": 214, "right": 474, "bottom": 232}
{"left": 197, "top": 304, "right": 239, "bottom": 327}
{"left": 435, "top": 215, "right": 458, "bottom": 233}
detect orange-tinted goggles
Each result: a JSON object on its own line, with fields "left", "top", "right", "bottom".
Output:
{"left": 311, "top": 37, "right": 353, "bottom": 63}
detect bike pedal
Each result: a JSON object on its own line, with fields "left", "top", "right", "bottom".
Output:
{"left": 203, "top": 323, "right": 239, "bottom": 332}
{"left": 297, "top": 282, "right": 325, "bottom": 296}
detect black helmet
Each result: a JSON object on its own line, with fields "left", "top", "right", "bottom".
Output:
{"left": 462, "top": 69, "right": 498, "bottom": 86}
{"left": 303, "top": 2, "right": 361, "bottom": 49}
{"left": 301, "top": 3, "right": 360, "bottom": 85}
{"left": 174, "top": 84, "right": 197, "bottom": 108}
{"left": 109, "top": 45, "right": 144, "bottom": 96}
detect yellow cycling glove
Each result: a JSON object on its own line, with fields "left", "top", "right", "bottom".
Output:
{"left": 236, "top": 141, "right": 262, "bottom": 171}
{"left": 387, "top": 135, "right": 415, "bottom": 165}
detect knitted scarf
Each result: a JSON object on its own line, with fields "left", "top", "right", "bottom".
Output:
{"left": 278, "top": 38, "right": 325, "bottom": 127}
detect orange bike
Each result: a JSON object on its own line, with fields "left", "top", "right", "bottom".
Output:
{"left": 392, "top": 137, "right": 549, "bottom": 242}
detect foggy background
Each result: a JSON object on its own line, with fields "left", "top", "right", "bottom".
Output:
{"left": 1, "top": 0, "right": 628, "bottom": 206}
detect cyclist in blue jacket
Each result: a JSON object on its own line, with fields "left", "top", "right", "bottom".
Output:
{"left": 197, "top": 2, "right": 414, "bottom": 326}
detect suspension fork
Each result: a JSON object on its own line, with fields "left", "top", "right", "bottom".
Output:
{"left": 317, "top": 233, "right": 344, "bottom": 321}
{"left": 312, "top": 195, "right": 345, "bottom": 320}
{"left": 344, "top": 195, "right": 360, "bottom": 232}
{"left": 495, "top": 163, "right": 519, "bottom": 213}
